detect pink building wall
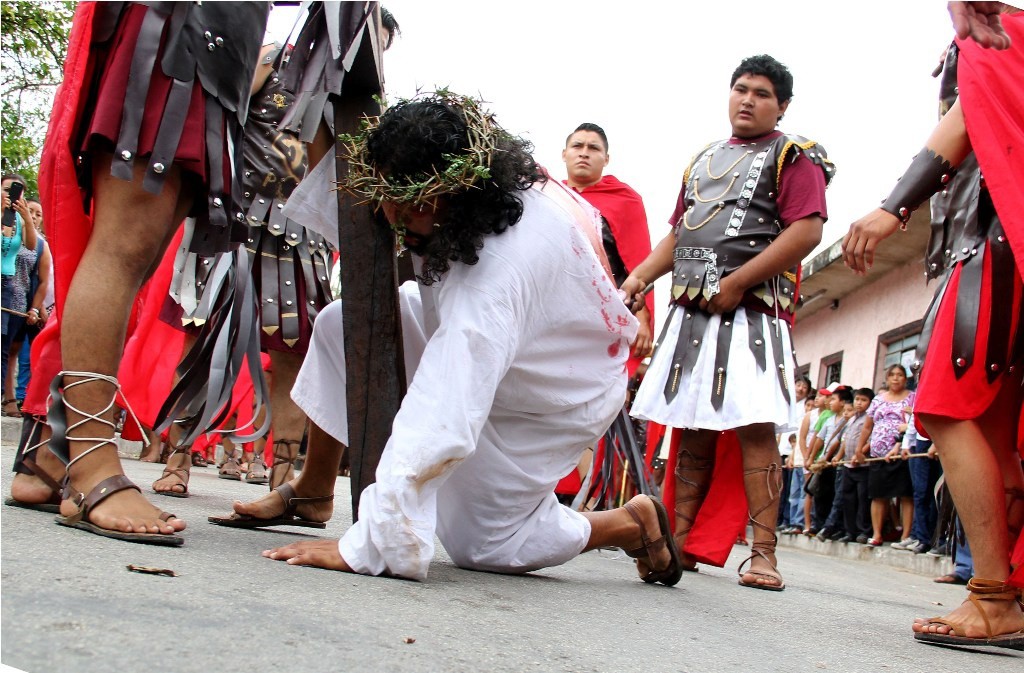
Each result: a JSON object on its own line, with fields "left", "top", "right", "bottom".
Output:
{"left": 792, "top": 260, "right": 938, "bottom": 389}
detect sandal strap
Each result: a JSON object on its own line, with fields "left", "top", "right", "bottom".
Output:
{"left": 743, "top": 462, "right": 783, "bottom": 538}
{"left": 966, "top": 577, "right": 1019, "bottom": 600}
{"left": 673, "top": 448, "right": 714, "bottom": 535}
{"left": 63, "top": 475, "right": 141, "bottom": 522}
{"left": 622, "top": 498, "right": 667, "bottom": 562}
{"left": 737, "top": 546, "right": 782, "bottom": 580}
{"left": 21, "top": 453, "right": 65, "bottom": 496}
{"left": 271, "top": 439, "right": 302, "bottom": 469}
{"left": 961, "top": 577, "right": 1024, "bottom": 638}
{"left": 274, "top": 482, "right": 334, "bottom": 518}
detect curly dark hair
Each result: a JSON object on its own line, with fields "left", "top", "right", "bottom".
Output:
{"left": 730, "top": 54, "right": 794, "bottom": 105}
{"left": 366, "top": 98, "right": 544, "bottom": 284}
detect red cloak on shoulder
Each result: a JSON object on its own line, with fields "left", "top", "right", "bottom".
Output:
{"left": 23, "top": 3, "right": 97, "bottom": 416}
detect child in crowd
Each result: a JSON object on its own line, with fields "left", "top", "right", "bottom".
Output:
{"left": 816, "top": 394, "right": 856, "bottom": 540}
{"left": 840, "top": 388, "right": 875, "bottom": 543}
{"left": 809, "top": 386, "right": 851, "bottom": 537}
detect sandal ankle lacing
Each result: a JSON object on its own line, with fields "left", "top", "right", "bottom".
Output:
{"left": 52, "top": 371, "right": 149, "bottom": 475}
{"left": 269, "top": 439, "right": 302, "bottom": 489}
{"left": 672, "top": 447, "right": 713, "bottom": 547}
{"left": 737, "top": 463, "right": 784, "bottom": 586}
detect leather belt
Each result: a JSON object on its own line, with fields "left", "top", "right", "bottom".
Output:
{"left": 710, "top": 311, "right": 735, "bottom": 410}
{"left": 277, "top": 240, "right": 299, "bottom": 347}
{"left": 663, "top": 308, "right": 709, "bottom": 404}
{"left": 985, "top": 219, "right": 1013, "bottom": 382}
{"left": 747, "top": 311, "right": 767, "bottom": 372}
{"left": 768, "top": 317, "right": 791, "bottom": 403}
{"left": 111, "top": 6, "right": 163, "bottom": 183}
{"left": 259, "top": 232, "right": 280, "bottom": 336}
{"left": 144, "top": 76, "right": 192, "bottom": 194}
{"left": 952, "top": 240, "right": 985, "bottom": 378}
{"left": 912, "top": 269, "right": 951, "bottom": 374}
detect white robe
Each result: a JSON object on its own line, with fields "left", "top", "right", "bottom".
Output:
{"left": 291, "top": 186, "right": 638, "bottom": 580}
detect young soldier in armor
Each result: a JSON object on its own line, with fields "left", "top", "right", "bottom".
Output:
{"left": 622, "top": 54, "right": 833, "bottom": 590}
{"left": 844, "top": 4, "right": 1023, "bottom": 650}
{"left": 6, "top": 2, "right": 271, "bottom": 545}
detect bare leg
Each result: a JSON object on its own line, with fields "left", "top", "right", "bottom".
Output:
{"left": 152, "top": 333, "right": 197, "bottom": 495}
{"left": 870, "top": 498, "right": 886, "bottom": 542}
{"left": 233, "top": 422, "right": 341, "bottom": 523}
{"left": 900, "top": 496, "right": 914, "bottom": 540}
{"left": 266, "top": 350, "right": 306, "bottom": 489}
{"left": 913, "top": 373, "right": 1024, "bottom": 638}
{"left": 243, "top": 406, "right": 269, "bottom": 483}
{"left": 137, "top": 425, "right": 162, "bottom": 462}
{"left": 4, "top": 350, "right": 18, "bottom": 407}
{"left": 56, "top": 153, "right": 190, "bottom": 535}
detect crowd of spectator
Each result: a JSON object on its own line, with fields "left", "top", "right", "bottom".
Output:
{"left": 776, "top": 369, "right": 974, "bottom": 582}
{"left": 1, "top": 173, "right": 50, "bottom": 420}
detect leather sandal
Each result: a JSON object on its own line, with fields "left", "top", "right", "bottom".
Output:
{"left": 207, "top": 482, "right": 331, "bottom": 529}
{"left": 218, "top": 446, "right": 242, "bottom": 480}
{"left": 245, "top": 451, "right": 269, "bottom": 485}
{"left": 672, "top": 448, "right": 713, "bottom": 572}
{"left": 58, "top": 474, "right": 184, "bottom": 546}
{"left": 622, "top": 495, "right": 684, "bottom": 587}
{"left": 47, "top": 371, "right": 184, "bottom": 546}
{"left": 2, "top": 398, "right": 22, "bottom": 417}
{"left": 915, "top": 578, "right": 1024, "bottom": 650}
{"left": 153, "top": 447, "right": 190, "bottom": 498}
{"left": 4, "top": 417, "right": 64, "bottom": 514}
{"left": 268, "top": 439, "right": 302, "bottom": 490}
{"left": 737, "top": 463, "right": 785, "bottom": 591}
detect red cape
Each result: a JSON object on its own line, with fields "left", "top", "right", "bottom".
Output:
{"left": 957, "top": 15, "right": 1024, "bottom": 278}
{"left": 653, "top": 426, "right": 748, "bottom": 567}
{"left": 24, "top": 3, "right": 98, "bottom": 415}
{"left": 569, "top": 175, "right": 655, "bottom": 375}
{"left": 957, "top": 14, "right": 1024, "bottom": 586}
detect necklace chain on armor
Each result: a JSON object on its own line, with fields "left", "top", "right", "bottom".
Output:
{"left": 705, "top": 146, "right": 752, "bottom": 180}
{"left": 692, "top": 146, "right": 754, "bottom": 204}
{"left": 682, "top": 202, "right": 724, "bottom": 231}
{"left": 693, "top": 174, "right": 737, "bottom": 204}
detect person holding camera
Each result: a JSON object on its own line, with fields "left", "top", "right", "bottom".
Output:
{"left": 2, "top": 173, "right": 38, "bottom": 417}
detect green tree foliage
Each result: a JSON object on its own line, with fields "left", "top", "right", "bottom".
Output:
{"left": 1, "top": 0, "right": 74, "bottom": 194}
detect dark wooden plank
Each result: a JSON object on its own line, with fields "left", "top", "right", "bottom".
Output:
{"left": 334, "top": 93, "right": 406, "bottom": 521}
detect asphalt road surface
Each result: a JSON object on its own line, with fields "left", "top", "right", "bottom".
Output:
{"left": 1, "top": 417, "right": 1021, "bottom": 673}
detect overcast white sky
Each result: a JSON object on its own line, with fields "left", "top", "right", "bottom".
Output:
{"left": 269, "top": 1, "right": 957, "bottom": 260}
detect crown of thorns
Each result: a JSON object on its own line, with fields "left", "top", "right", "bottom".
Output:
{"left": 337, "top": 90, "right": 508, "bottom": 206}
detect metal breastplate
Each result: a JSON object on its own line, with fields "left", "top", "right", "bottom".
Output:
{"left": 671, "top": 136, "right": 795, "bottom": 311}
